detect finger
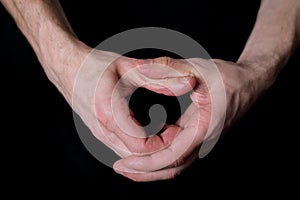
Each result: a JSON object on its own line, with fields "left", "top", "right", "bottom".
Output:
{"left": 138, "top": 57, "right": 221, "bottom": 94}
{"left": 139, "top": 58, "right": 197, "bottom": 96}
{"left": 137, "top": 57, "right": 196, "bottom": 78}
{"left": 95, "top": 69, "right": 156, "bottom": 154}
{"left": 114, "top": 147, "right": 198, "bottom": 182}
{"left": 140, "top": 76, "right": 196, "bottom": 96}
{"left": 110, "top": 89, "right": 147, "bottom": 138}
{"left": 119, "top": 58, "right": 197, "bottom": 96}
{"left": 95, "top": 69, "right": 147, "bottom": 139}
{"left": 112, "top": 124, "right": 181, "bottom": 155}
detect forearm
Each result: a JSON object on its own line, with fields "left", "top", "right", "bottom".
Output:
{"left": 1, "top": 0, "right": 88, "bottom": 98}
{"left": 238, "top": 0, "right": 300, "bottom": 90}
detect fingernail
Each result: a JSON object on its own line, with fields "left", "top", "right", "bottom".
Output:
{"left": 179, "top": 77, "right": 189, "bottom": 84}
{"left": 114, "top": 169, "right": 124, "bottom": 175}
{"left": 114, "top": 164, "right": 129, "bottom": 173}
{"left": 114, "top": 165, "right": 137, "bottom": 174}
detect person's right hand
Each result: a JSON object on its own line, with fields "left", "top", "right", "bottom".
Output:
{"left": 49, "top": 43, "right": 196, "bottom": 157}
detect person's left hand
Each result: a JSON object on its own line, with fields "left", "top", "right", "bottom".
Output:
{"left": 113, "top": 57, "right": 266, "bottom": 181}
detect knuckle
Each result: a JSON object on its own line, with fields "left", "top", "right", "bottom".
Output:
{"left": 166, "top": 169, "right": 181, "bottom": 180}
{"left": 173, "top": 158, "right": 185, "bottom": 168}
{"left": 154, "top": 56, "right": 173, "bottom": 66}
{"left": 127, "top": 137, "right": 164, "bottom": 154}
{"left": 117, "top": 57, "right": 136, "bottom": 68}
{"left": 128, "top": 142, "right": 148, "bottom": 154}
{"left": 114, "top": 57, "right": 137, "bottom": 76}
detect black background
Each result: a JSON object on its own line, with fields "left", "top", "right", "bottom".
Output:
{"left": 5, "top": 0, "right": 299, "bottom": 196}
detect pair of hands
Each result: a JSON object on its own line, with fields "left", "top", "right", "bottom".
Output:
{"left": 58, "top": 43, "right": 262, "bottom": 182}
{"left": 2, "top": 0, "right": 297, "bottom": 182}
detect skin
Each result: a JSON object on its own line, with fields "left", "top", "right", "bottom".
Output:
{"left": 1, "top": 0, "right": 196, "bottom": 157}
{"left": 113, "top": 0, "right": 300, "bottom": 181}
{"left": 3, "top": 0, "right": 300, "bottom": 181}
{"left": 69, "top": 50, "right": 196, "bottom": 156}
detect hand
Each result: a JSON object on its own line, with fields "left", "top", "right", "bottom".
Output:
{"left": 113, "top": 57, "right": 266, "bottom": 181}
{"left": 2, "top": 0, "right": 298, "bottom": 182}
{"left": 53, "top": 44, "right": 196, "bottom": 157}
{"left": 0, "top": 0, "right": 194, "bottom": 158}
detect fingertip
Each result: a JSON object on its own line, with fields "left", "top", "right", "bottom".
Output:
{"left": 160, "top": 125, "right": 181, "bottom": 145}
{"left": 114, "top": 159, "right": 145, "bottom": 175}
{"left": 168, "top": 76, "right": 197, "bottom": 96}
{"left": 113, "top": 160, "right": 123, "bottom": 173}
{"left": 113, "top": 160, "right": 130, "bottom": 174}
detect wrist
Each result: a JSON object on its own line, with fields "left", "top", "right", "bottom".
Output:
{"left": 6, "top": 0, "right": 90, "bottom": 100}
{"left": 41, "top": 37, "right": 91, "bottom": 101}
{"left": 214, "top": 59, "right": 273, "bottom": 128}
{"left": 237, "top": 53, "right": 284, "bottom": 93}
{"left": 35, "top": 23, "right": 91, "bottom": 101}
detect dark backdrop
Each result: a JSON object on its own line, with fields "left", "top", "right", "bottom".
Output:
{"left": 5, "top": 0, "right": 299, "bottom": 197}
